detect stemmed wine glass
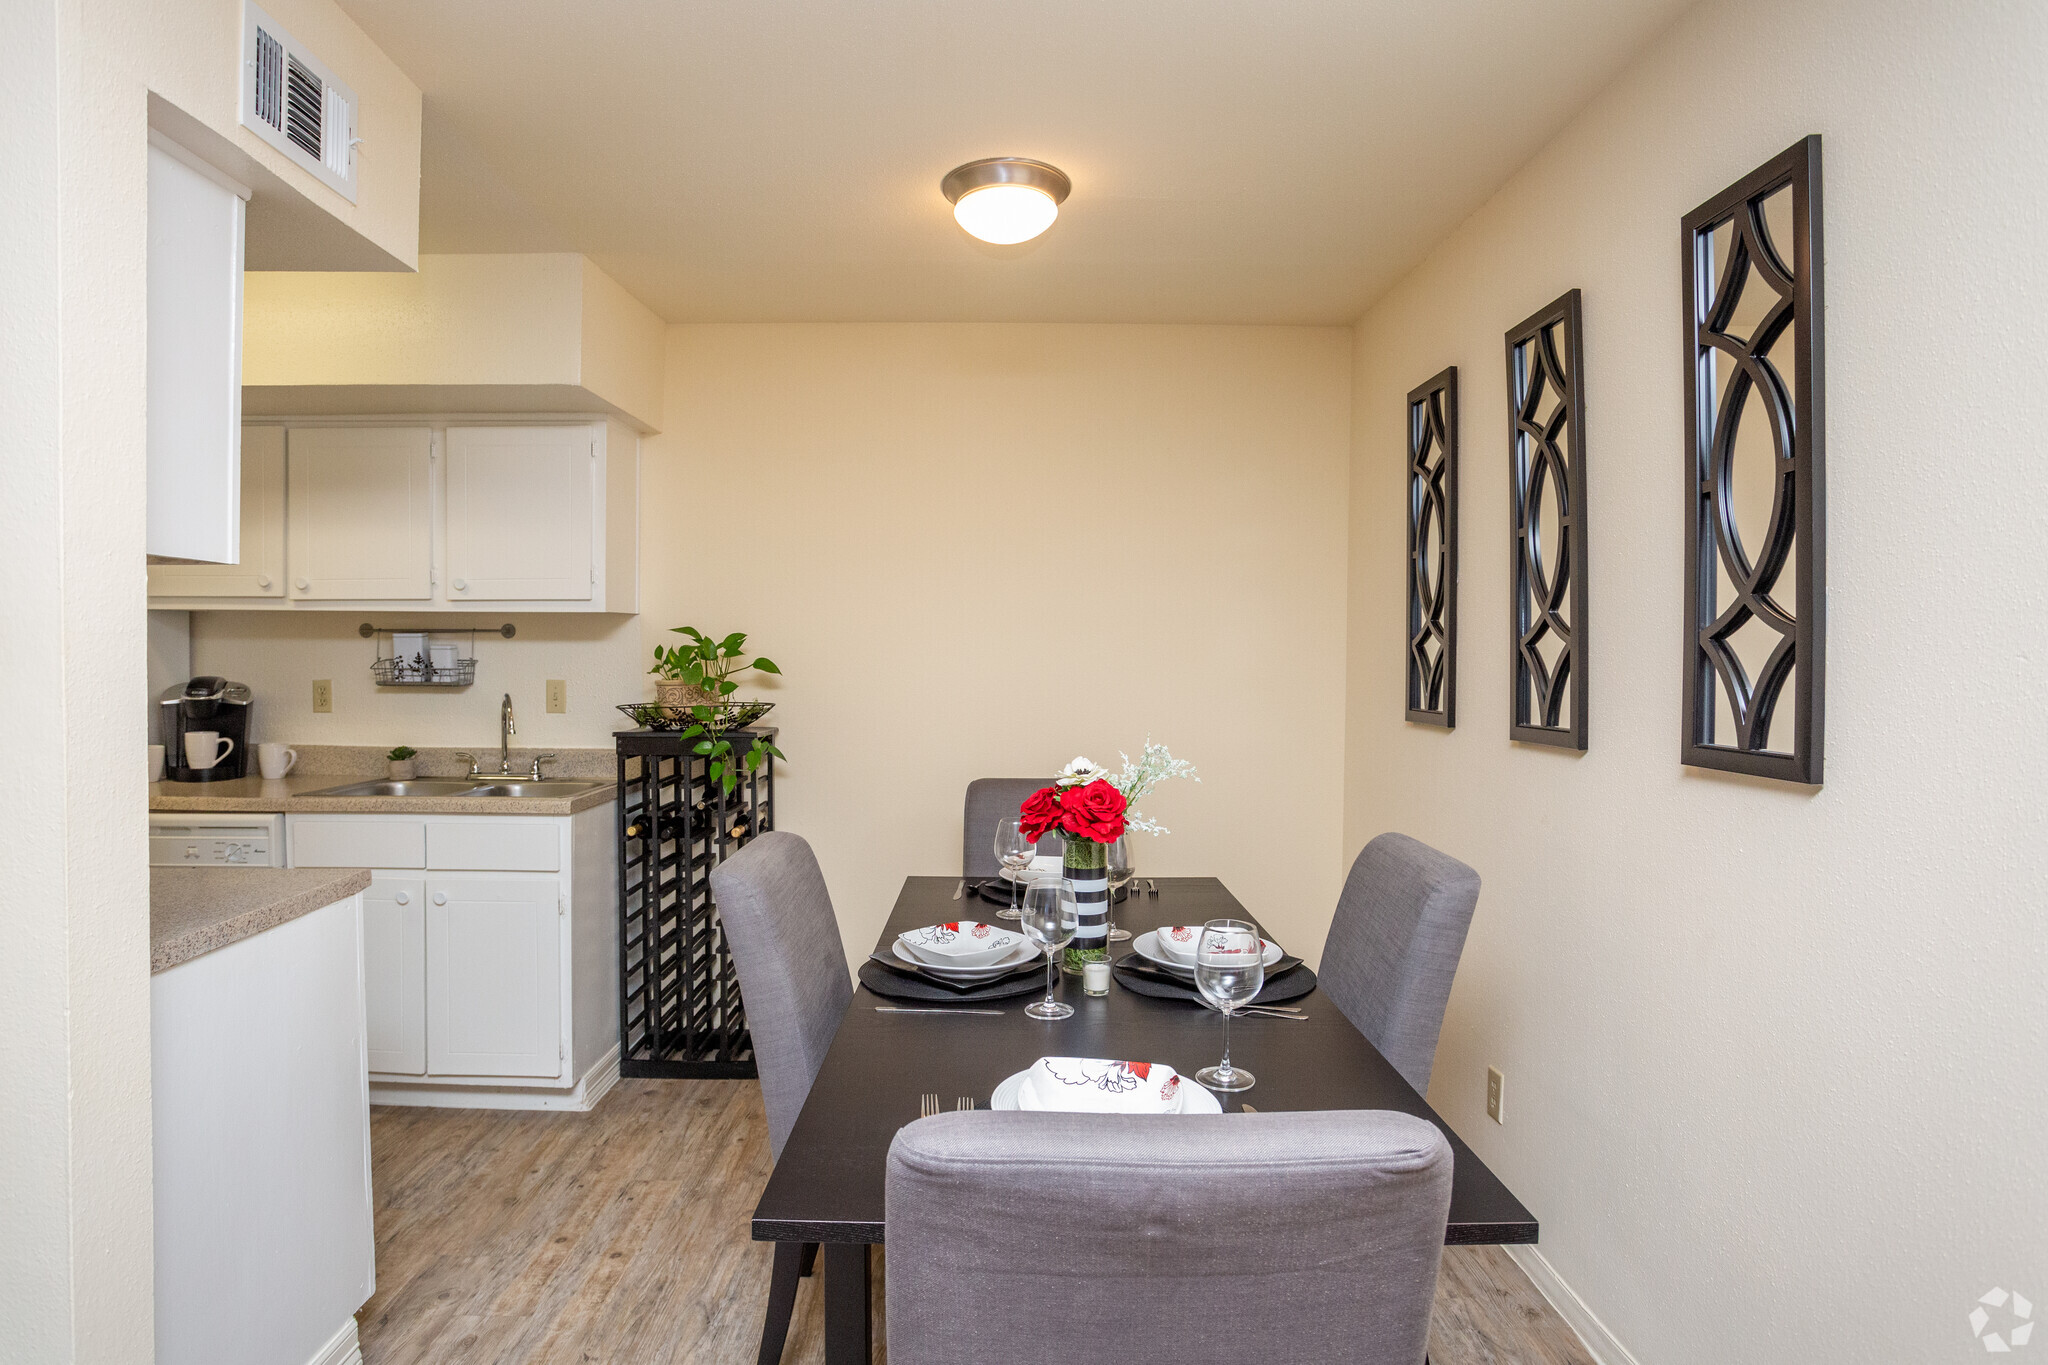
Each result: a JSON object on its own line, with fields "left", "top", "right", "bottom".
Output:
{"left": 1104, "top": 837, "right": 1134, "bottom": 942}
{"left": 1193, "top": 918, "right": 1263, "bottom": 1091}
{"left": 993, "top": 817, "right": 1034, "bottom": 921}
{"left": 1019, "top": 876, "right": 1078, "bottom": 1021}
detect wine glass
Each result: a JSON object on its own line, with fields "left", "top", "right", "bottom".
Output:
{"left": 1019, "top": 876, "right": 1078, "bottom": 1021}
{"left": 993, "top": 817, "right": 1034, "bottom": 921}
{"left": 1193, "top": 919, "right": 1263, "bottom": 1091}
{"left": 1104, "top": 837, "right": 1134, "bottom": 942}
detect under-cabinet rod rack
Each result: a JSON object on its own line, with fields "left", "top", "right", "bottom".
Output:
{"left": 358, "top": 622, "right": 518, "bottom": 638}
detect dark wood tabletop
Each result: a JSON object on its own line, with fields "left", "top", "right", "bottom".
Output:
{"left": 753, "top": 876, "right": 1539, "bottom": 1246}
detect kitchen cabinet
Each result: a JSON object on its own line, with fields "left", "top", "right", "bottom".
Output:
{"left": 147, "top": 416, "right": 639, "bottom": 613}
{"left": 145, "top": 426, "right": 286, "bottom": 598}
{"left": 286, "top": 425, "right": 433, "bottom": 600}
{"left": 288, "top": 808, "right": 618, "bottom": 1109}
{"left": 145, "top": 136, "right": 247, "bottom": 564}
{"left": 426, "top": 874, "right": 563, "bottom": 1077}
{"left": 445, "top": 425, "right": 595, "bottom": 601}
{"left": 363, "top": 874, "right": 426, "bottom": 1075}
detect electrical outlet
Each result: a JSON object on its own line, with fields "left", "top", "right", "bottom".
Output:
{"left": 312, "top": 679, "right": 333, "bottom": 713}
{"left": 1486, "top": 1066, "right": 1504, "bottom": 1124}
{"left": 546, "top": 679, "right": 568, "bottom": 714}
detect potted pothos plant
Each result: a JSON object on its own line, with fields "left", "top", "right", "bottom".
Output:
{"left": 648, "top": 626, "right": 785, "bottom": 794}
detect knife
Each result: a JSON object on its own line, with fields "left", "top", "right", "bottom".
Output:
{"left": 951, "top": 879, "right": 964, "bottom": 900}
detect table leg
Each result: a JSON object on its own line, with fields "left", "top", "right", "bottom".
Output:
{"left": 823, "top": 1243, "right": 872, "bottom": 1365}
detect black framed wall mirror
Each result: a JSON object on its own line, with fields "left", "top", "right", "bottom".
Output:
{"left": 1680, "top": 135, "right": 1825, "bottom": 784}
{"left": 1505, "top": 290, "right": 1589, "bottom": 750}
{"left": 1406, "top": 367, "right": 1458, "bottom": 727}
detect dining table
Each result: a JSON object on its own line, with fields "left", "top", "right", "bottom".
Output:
{"left": 751, "top": 875, "right": 1540, "bottom": 1365}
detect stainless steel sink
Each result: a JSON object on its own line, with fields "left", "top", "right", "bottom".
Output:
{"left": 460, "top": 780, "right": 608, "bottom": 798}
{"left": 303, "top": 779, "right": 496, "bottom": 798}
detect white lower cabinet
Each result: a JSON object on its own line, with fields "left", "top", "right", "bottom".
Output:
{"left": 291, "top": 808, "right": 619, "bottom": 1109}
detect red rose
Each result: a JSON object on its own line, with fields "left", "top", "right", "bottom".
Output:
{"left": 1019, "top": 786, "right": 1065, "bottom": 842}
{"left": 1058, "top": 779, "right": 1127, "bottom": 843}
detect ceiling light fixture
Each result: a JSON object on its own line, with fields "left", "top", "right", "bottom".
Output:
{"left": 941, "top": 157, "right": 1071, "bottom": 245}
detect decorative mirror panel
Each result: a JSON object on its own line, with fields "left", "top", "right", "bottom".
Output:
{"left": 1406, "top": 367, "right": 1458, "bottom": 727}
{"left": 1505, "top": 290, "right": 1589, "bottom": 750}
{"left": 1681, "top": 136, "right": 1825, "bottom": 784}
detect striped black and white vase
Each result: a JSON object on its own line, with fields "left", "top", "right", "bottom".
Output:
{"left": 1062, "top": 837, "right": 1110, "bottom": 972}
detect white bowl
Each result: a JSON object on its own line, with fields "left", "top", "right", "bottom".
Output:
{"left": 998, "top": 853, "right": 1064, "bottom": 883}
{"left": 1155, "top": 924, "right": 1203, "bottom": 964}
{"left": 1133, "top": 930, "right": 1283, "bottom": 974}
{"left": 898, "top": 921, "right": 1028, "bottom": 969}
{"left": 991, "top": 1064, "right": 1223, "bottom": 1114}
{"left": 890, "top": 937, "right": 1039, "bottom": 979}
{"left": 1018, "top": 1057, "right": 1186, "bottom": 1113}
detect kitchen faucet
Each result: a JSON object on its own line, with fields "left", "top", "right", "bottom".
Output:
{"left": 453, "top": 694, "right": 553, "bottom": 780}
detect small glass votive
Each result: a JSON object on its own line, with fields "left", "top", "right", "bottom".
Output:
{"left": 1081, "top": 960, "right": 1111, "bottom": 996}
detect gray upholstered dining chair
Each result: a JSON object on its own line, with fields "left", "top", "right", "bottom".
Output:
{"left": 885, "top": 1109, "right": 1453, "bottom": 1365}
{"left": 707, "top": 831, "right": 854, "bottom": 1365}
{"left": 962, "top": 777, "right": 1062, "bottom": 876}
{"left": 1318, "top": 832, "right": 1482, "bottom": 1095}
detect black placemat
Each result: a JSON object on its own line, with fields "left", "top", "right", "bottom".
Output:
{"left": 1110, "top": 959, "right": 1318, "bottom": 1006}
{"left": 859, "top": 959, "right": 1052, "bottom": 1003}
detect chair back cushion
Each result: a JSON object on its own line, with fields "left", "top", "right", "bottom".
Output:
{"left": 962, "top": 777, "right": 1064, "bottom": 876}
{"left": 708, "top": 831, "right": 852, "bottom": 1161}
{"left": 1319, "top": 832, "right": 1481, "bottom": 1093}
{"left": 886, "top": 1109, "right": 1451, "bottom": 1365}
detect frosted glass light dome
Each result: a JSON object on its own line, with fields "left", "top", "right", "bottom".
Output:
{"left": 953, "top": 184, "right": 1060, "bottom": 244}
{"left": 941, "top": 158, "right": 1072, "bottom": 245}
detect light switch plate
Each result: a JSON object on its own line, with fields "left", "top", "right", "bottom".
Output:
{"left": 1486, "top": 1066, "right": 1504, "bottom": 1124}
{"left": 546, "top": 679, "right": 567, "bottom": 714}
{"left": 312, "top": 679, "right": 333, "bottom": 713}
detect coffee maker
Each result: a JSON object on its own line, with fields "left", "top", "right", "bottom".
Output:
{"left": 161, "top": 676, "right": 254, "bottom": 782}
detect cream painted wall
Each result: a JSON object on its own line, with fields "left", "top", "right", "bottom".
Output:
{"left": 1, "top": 1, "right": 415, "bottom": 1358}
{"left": 1343, "top": 0, "right": 2048, "bottom": 1361}
{"left": 243, "top": 254, "right": 667, "bottom": 429}
{"left": 189, "top": 611, "right": 646, "bottom": 750}
{"left": 646, "top": 324, "right": 1352, "bottom": 968}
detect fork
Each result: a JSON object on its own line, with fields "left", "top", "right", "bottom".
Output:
{"left": 956, "top": 1097, "right": 975, "bottom": 1112}
{"left": 919, "top": 1093, "right": 941, "bottom": 1118}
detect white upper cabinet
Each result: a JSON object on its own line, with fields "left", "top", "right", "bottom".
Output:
{"left": 445, "top": 426, "right": 594, "bottom": 601}
{"left": 145, "top": 137, "right": 248, "bottom": 564}
{"left": 149, "top": 416, "right": 638, "bottom": 612}
{"left": 285, "top": 426, "right": 433, "bottom": 600}
{"left": 145, "top": 426, "right": 285, "bottom": 598}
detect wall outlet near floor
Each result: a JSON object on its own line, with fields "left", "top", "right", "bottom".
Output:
{"left": 546, "top": 679, "right": 568, "bottom": 714}
{"left": 1486, "top": 1066, "right": 1505, "bottom": 1124}
{"left": 312, "top": 679, "right": 333, "bottom": 713}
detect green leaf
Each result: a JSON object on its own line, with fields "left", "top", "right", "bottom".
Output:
{"left": 719, "top": 632, "right": 747, "bottom": 652}
{"left": 763, "top": 743, "right": 786, "bottom": 760}
{"left": 717, "top": 679, "right": 738, "bottom": 695}
{"left": 750, "top": 657, "right": 780, "bottom": 674}
{"left": 744, "top": 749, "right": 762, "bottom": 772}
{"left": 720, "top": 772, "right": 739, "bottom": 795}
{"left": 692, "top": 740, "right": 714, "bottom": 755}
{"left": 680, "top": 725, "right": 705, "bottom": 739}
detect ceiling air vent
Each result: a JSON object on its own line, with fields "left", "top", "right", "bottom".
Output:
{"left": 241, "top": 1, "right": 358, "bottom": 203}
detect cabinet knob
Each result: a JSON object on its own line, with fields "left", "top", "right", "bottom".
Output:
{"left": 294, "top": 577, "right": 310, "bottom": 591}
{"left": 432, "top": 891, "right": 448, "bottom": 906}
{"left": 394, "top": 891, "right": 409, "bottom": 905}
{"left": 452, "top": 578, "right": 467, "bottom": 592}
{"left": 256, "top": 574, "right": 272, "bottom": 589}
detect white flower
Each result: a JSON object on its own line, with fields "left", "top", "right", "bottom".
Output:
{"left": 1107, "top": 740, "right": 1198, "bottom": 835}
{"left": 1056, "top": 755, "right": 1108, "bottom": 788}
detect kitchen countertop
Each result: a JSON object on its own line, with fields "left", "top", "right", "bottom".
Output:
{"left": 148, "top": 772, "right": 618, "bottom": 816}
{"left": 152, "top": 866, "right": 373, "bottom": 973}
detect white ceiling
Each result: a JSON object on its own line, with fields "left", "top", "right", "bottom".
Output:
{"left": 338, "top": 0, "right": 1694, "bottom": 324}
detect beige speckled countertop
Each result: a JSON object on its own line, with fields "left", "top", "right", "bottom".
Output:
{"left": 148, "top": 772, "right": 617, "bottom": 816}
{"left": 152, "top": 866, "right": 373, "bottom": 973}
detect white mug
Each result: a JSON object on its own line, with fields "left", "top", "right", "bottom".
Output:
{"left": 257, "top": 743, "right": 298, "bottom": 780}
{"left": 148, "top": 744, "right": 165, "bottom": 783}
{"left": 184, "top": 731, "right": 234, "bottom": 770}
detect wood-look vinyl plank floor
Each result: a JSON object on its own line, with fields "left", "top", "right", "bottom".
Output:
{"left": 360, "top": 1079, "right": 1588, "bottom": 1365}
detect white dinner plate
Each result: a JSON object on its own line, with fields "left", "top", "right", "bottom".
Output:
{"left": 1131, "top": 930, "right": 1282, "bottom": 974}
{"left": 891, "top": 937, "right": 1040, "bottom": 978}
{"left": 990, "top": 1068, "right": 1224, "bottom": 1114}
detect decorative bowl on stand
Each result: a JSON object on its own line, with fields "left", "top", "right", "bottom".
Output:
{"left": 616, "top": 700, "right": 775, "bottom": 733}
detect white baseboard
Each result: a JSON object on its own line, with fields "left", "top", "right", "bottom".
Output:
{"left": 370, "top": 1043, "right": 621, "bottom": 1112}
{"left": 1505, "top": 1245, "right": 1641, "bottom": 1365}
{"left": 305, "top": 1316, "right": 362, "bottom": 1365}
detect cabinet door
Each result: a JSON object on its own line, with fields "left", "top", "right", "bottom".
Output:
{"left": 444, "top": 426, "right": 594, "bottom": 601}
{"left": 147, "top": 426, "right": 286, "bottom": 598}
{"left": 286, "top": 426, "right": 432, "bottom": 599}
{"left": 364, "top": 874, "right": 427, "bottom": 1075}
{"left": 425, "top": 874, "right": 563, "bottom": 1078}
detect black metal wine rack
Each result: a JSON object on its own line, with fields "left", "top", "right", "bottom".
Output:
{"left": 614, "top": 726, "right": 776, "bottom": 1078}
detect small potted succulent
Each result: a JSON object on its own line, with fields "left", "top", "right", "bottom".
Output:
{"left": 386, "top": 745, "right": 419, "bottom": 780}
{"left": 650, "top": 627, "right": 780, "bottom": 708}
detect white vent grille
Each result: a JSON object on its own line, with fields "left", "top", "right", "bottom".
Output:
{"left": 241, "top": 2, "right": 358, "bottom": 203}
